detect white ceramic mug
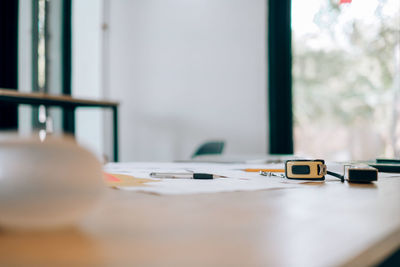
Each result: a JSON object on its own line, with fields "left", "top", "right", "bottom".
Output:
{"left": 0, "top": 135, "right": 104, "bottom": 230}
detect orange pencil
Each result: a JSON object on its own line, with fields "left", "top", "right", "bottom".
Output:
{"left": 244, "top": 168, "right": 285, "bottom": 173}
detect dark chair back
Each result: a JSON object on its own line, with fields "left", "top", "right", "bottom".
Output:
{"left": 192, "top": 141, "right": 225, "bottom": 158}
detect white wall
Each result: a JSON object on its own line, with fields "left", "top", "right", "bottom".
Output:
{"left": 72, "top": 0, "right": 105, "bottom": 157}
{"left": 108, "top": 0, "right": 268, "bottom": 161}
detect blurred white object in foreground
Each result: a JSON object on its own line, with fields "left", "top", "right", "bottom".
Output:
{"left": 0, "top": 135, "right": 104, "bottom": 230}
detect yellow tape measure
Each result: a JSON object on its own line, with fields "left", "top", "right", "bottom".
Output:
{"left": 285, "top": 159, "right": 327, "bottom": 180}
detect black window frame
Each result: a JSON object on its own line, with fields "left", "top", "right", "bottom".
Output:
{"left": 0, "top": 1, "right": 19, "bottom": 129}
{"left": 268, "top": 0, "right": 293, "bottom": 154}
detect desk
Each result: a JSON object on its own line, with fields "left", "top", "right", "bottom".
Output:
{"left": 0, "top": 89, "right": 119, "bottom": 161}
{"left": 0, "top": 178, "right": 399, "bottom": 266}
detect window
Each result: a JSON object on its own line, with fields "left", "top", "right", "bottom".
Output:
{"left": 292, "top": 0, "right": 400, "bottom": 160}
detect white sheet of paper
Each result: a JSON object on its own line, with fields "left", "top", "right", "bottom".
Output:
{"left": 103, "top": 162, "right": 355, "bottom": 195}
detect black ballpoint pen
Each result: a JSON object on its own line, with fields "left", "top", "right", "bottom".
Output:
{"left": 149, "top": 172, "right": 226, "bottom": 179}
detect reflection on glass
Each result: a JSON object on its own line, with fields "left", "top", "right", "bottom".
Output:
{"left": 292, "top": 0, "right": 400, "bottom": 160}
{"left": 38, "top": 0, "right": 47, "bottom": 92}
{"left": 35, "top": 0, "right": 49, "bottom": 131}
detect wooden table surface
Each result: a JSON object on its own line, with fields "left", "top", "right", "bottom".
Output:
{"left": 1, "top": 178, "right": 399, "bottom": 266}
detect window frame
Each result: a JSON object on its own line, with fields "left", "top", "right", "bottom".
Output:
{"left": 267, "top": 0, "right": 294, "bottom": 154}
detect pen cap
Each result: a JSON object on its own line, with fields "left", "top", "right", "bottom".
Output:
{"left": 0, "top": 135, "right": 104, "bottom": 230}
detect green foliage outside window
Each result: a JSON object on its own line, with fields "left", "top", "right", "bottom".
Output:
{"left": 293, "top": 0, "right": 400, "bottom": 160}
